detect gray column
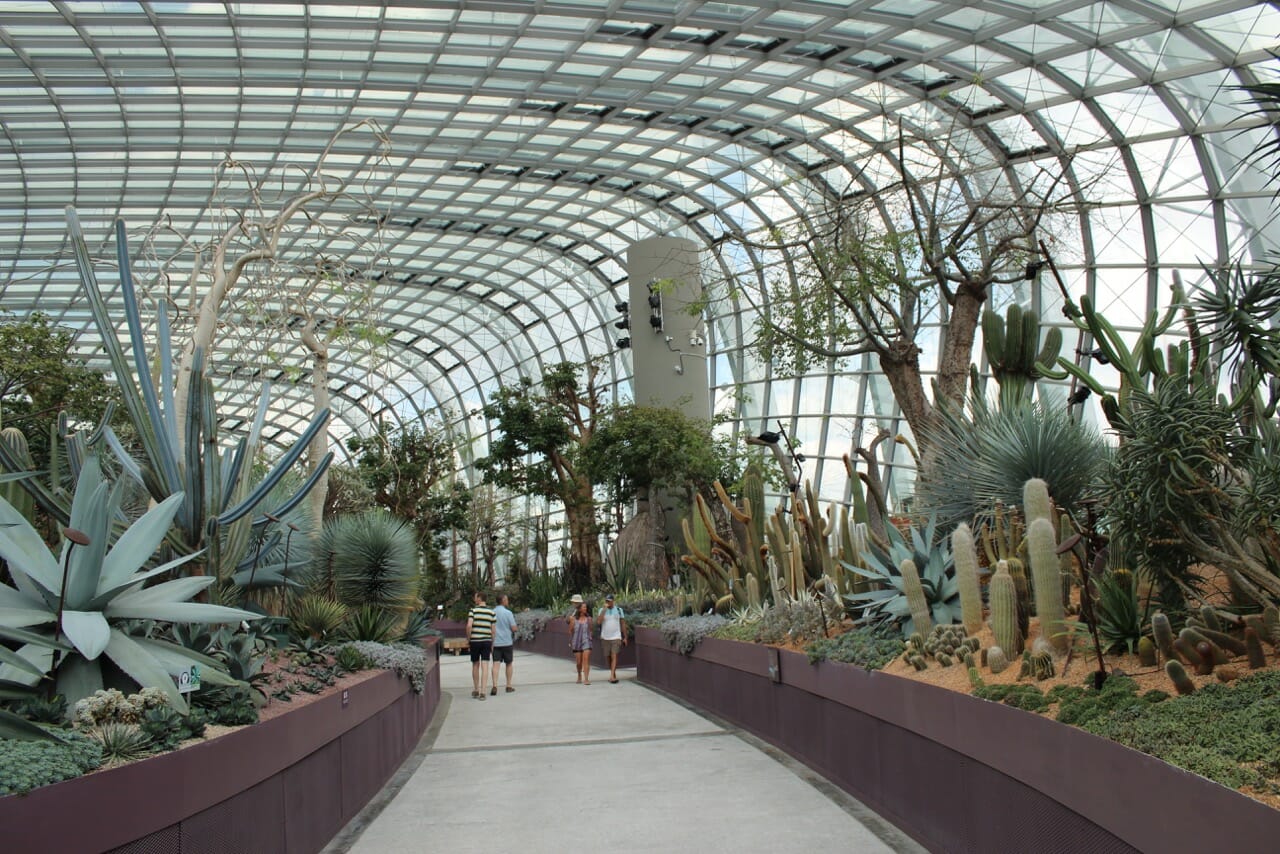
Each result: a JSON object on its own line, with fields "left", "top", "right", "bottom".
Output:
{"left": 626, "top": 236, "right": 710, "bottom": 421}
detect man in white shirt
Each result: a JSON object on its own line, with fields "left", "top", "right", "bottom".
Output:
{"left": 595, "top": 593, "right": 627, "bottom": 683}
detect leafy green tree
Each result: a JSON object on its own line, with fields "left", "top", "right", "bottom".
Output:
{"left": 0, "top": 312, "right": 120, "bottom": 468}
{"left": 346, "top": 420, "right": 457, "bottom": 531}
{"left": 475, "top": 361, "right": 604, "bottom": 590}
{"left": 582, "top": 405, "right": 722, "bottom": 509}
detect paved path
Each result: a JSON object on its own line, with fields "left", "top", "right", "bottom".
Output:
{"left": 328, "top": 651, "right": 923, "bottom": 854}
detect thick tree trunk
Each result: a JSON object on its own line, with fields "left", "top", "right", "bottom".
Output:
{"left": 563, "top": 476, "right": 602, "bottom": 590}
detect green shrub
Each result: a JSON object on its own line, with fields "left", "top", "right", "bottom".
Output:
{"left": 1052, "top": 675, "right": 1146, "bottom": 727}
{"left": 806, "top": 628, "right": 902, "bottom": 669}
{"left": 0, "top": 728, "right": 102, "bottom": 795}
{"left": 973, "top": 683, "right": 1049, "bottom": 712}
{"left": 1080, "top": 671, "right": 1280, "bottom": 794}
{"left": 139, "top": 705, "right": 208, "bottom": 752}
{"left": 342, "top": 603, "right": 400, "bottom": 643}
{"left": 334, "top": 644, "right": 370, "bottom": 672}
{"left": 330, "top": 641, "right": 428, "bottom": 693}
{"left": 193, "top": 685, "right": 260, "bottom": 726}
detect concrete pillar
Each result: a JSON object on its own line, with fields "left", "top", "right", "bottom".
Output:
{"left": 625, "top": 236, "right": 710, "bottom": 421}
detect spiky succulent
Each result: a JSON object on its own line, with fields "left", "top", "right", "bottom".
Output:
{"left": 843, "top": 515, "right": 961, "bottom": 637}
{"left": 0, "top": 453, "right": 258, "bottom": 714}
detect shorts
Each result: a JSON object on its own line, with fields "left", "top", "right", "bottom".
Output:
{"left": 492, "top": 644, "right": 513, "bottom": 665}
{"left": 469, "top": 640, "right": 492, "bottom": 663}
{"left": 601, "top": 638, "right": 622, "bottom": 657}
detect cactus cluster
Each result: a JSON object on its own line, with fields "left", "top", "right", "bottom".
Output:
{"left": 1020, "top": 640, "right": 1056, "bottom": 681}
{"left": 1144, "top": 607, "right": 1273, "bottom": 692}
{"left": 900, "top": 624, "right": 979, "bottom": 670}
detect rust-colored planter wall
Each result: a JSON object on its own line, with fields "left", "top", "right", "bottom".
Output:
{"left": 635, "top": 628, "right": 1280, "bottom": 854}
{"left": 0, "top": 651, "right": 441, "bottom": 854}
{"left": 515, "top": 617, "right": 637, "bottom": 670}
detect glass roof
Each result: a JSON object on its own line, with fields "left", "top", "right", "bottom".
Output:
{"left": 1, "top": 1, "right": 1277, "bottom": 504}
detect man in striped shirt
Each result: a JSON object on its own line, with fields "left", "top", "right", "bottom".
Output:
{"left": 467, "top": 591, "right": 497, "bottom": 700}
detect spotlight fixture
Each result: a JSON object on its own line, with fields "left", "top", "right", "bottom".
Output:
{"left": 648, "top": 315, "right": 663, "bottom": 330}
{"left": 647, "top": 293, "right": 661, "bottom": 309}
{"left": 614, "top": 318, "right": 630, "bottom": 330}
{"left": 1077, "top": 347, "right": 1110, "bottom": 366}
{"left": 616, "top": 337, "right": 631, "bottom": 350}
{"left": 615, "top": 300, "right": 628, "bottom": 313}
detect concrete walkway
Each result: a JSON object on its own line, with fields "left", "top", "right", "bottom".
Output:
{"left": 327, "top": 651, "right": 923, "bottom": 854}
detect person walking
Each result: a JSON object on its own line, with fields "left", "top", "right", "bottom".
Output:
{"left": 567, "top": 599, "right": 593, "bottom": 684}
{"left": 466, "top": 591, "right": 496, "bottom": 700}
{"left": 490, "top": 593, "right": 518, "bottom": 695}
{"left": 596, "top": 593, "right": 627, "bottom": 683}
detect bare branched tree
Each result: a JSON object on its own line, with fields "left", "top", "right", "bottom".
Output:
{"left": 715, "top": 128, "right": 1087, "bottom": 477}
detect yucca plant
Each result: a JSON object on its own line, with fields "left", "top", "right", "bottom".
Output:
{"left": 915, "top": 400, "right": 1109, "bottom": 531}
{"left": 288, "top": 595, "right": 349, "bottom": 642}
{"left": 0, "top": 452, "right": 258, "bottom": 714}
{"left": 311, "top": 511, "right": 418, "bottom": 612}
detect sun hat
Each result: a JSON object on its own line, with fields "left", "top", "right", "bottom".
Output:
{"left": 570, "top": 594, "right": 584, "bottom": 604}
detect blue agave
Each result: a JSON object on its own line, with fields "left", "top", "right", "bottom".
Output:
{"left": 843, "top": 515, "right": 961, "bottom": 637}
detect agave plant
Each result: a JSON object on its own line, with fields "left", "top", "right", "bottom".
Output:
{"left": 0, "top": 453, "right": 258, "bottom": 714}
{"left": 843, "top": 516, "right": 961, "bottom": 637}
{"left": 0, "top": 210, "right": 333, "bottom": 590}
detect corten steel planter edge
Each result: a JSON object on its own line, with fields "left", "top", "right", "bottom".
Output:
{"left": 637, "top": 630, "right": 1280, "bottom": 853}
{"left": 0, "top": 650, "right": 440, "bottom": 854}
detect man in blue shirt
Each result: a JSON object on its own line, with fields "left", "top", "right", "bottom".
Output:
{"left": 490, "top": 593, "right": 519, "bottom": 695}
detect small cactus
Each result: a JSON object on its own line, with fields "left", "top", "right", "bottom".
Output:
{"left": 1151, "top": 612, "right": 1177, "bottom": 662}
{"left": 1173, "top": 636, "right": 1203, "bottom": 669}
{"left": 1245, "top": 627, "right": 1267, "bottom": 669}
{"left": 988, "top": 560, "right": 1022, "bottom": 656}
{"left": 1215, "top": 666, "right": 1240, "bottom": 683}
{"left": 935, "top": 652, "right": 954, "bottom": 667}
{"left": 1165, "top": 660, "right": 1196, "bottom": 695}
{"left": 967, "top": 666, "right": 984, "bottom": 690}
{"left": 908, "top": 654, "right": 928, "bottom": 671}
{"left": 961, "top": 651, "right": 975, "bottom": 668}
{"left": 1180, "top": 627, "right": 1228, "bottom": 664}
{"left": 1199, "top": 606, "right": 1223, "bottom": 633}
{"left": 1194, "top": 626, "right": 1247, "bottom": 657}
{"left": 987, "top": 646, "right": 1009, "bottom": 674}
{"left": 899, "top": 558, "right": 933, "bottom": 637}
{"left": 1194, "top": 642, "right": 1215, "bottom": 676}
{"left": 952, "top": 523, "right": 984, "bottom": 636}
{"left": 1028, "top": 648, "right": 1055, "bottom": 681}
{"left": 1264, "top": 605, "right": 1280, "bottom": 647}
{"left": 1137, "top": 636, "right": 1157, "bottom": 667}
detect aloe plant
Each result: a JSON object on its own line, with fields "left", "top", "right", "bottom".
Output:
{"left": 0, "top": 453, "right": 257, "bottom": 713}
{"left": 0, "top": 210, "right": 334, "bottom": 588}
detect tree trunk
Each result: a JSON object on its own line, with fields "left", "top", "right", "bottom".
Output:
{"left": 299, "top": 320, "right": 329, "bottom": 533}
{"left": 563, "top": 476, "right": 603, "bottom": 589}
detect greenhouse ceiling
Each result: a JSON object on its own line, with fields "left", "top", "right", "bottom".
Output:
{"left": 0, "top": 1, "right": 1277, "bottom": 495}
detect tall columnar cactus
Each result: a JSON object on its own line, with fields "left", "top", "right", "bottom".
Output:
{"left": 1027, "top": 517, "right": 1066, "bottom": 653}
{"left": 988, "top": 560, "right": 1022, "bottom": 656}
{"left": 1022, "top": 478, "right": 1053, "bottom": 525}
{"left": 741, "top": 464, "right": 766, "bottom": 547}
{"left": 899, "top": 558, "right": 933, "bottom": 637}
{"left": 951, "top": 523, "right": 983, "bottom": 636}
{"left": 982, "top": 303, "right": 1064, "bottom": 408}
{"left": 1151, "top": 612, "right": 1177, "bottom": 661}
{"left": 0, "top": 427, "right": 35, "bottom": 523}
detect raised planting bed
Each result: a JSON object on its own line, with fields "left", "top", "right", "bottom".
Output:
{"left": 634, "top": 628, "right": 1280, "bottom": 854}
{"left": 0, "top": 647, "right": 441, "bottom": 854}
{"left": 515, "top": 616, "right": 637, "bottom": 670}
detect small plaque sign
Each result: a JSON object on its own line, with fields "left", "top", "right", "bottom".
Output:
{"left": 176, "top": 664, "right": 201, "bottom": 694}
